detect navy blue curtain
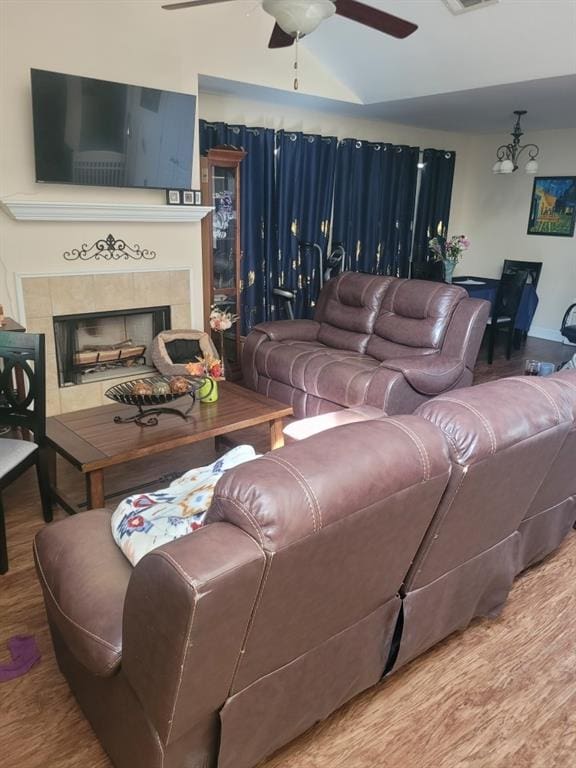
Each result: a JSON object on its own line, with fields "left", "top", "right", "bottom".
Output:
{"left": 412, "top": 148, "right": 456, "bottom": 265}
{"left": 274, "top": 131, "right": 337, "bottom": 318}
{"left": 199, "top": 120, "right": 275, "bottom": 333}
{"left": 332, "top": 140, "right": 419, "bottom": 278}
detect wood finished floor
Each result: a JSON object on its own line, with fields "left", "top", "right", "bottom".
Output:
{"left": 1, "top": 337, "right": 574, "bottom": 768}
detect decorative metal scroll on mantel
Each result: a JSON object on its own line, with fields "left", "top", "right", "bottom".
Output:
{"left": 63, "top": 234, "right": 156, "bottom": 262}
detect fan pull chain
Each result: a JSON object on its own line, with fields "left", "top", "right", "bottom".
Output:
{"left": 293, "top": 33, "right": 300, "bottom": 91}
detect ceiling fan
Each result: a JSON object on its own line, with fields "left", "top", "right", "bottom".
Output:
{"left": 161, "top": 0, "right": 418, "bottom": 48}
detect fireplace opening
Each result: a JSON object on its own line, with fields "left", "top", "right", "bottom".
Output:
{"left": 54, "top": 306, "right": 171, "bottom": 387}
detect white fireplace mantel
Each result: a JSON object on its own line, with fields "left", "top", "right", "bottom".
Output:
{"left": 0, "top": 199, "right": 214, "bottom": 223}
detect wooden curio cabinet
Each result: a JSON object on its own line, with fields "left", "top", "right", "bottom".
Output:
{"left": 201, "top": 147, "right": 246, "bottom": 380}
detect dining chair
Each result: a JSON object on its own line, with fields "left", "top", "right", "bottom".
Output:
{"left": 411, "top": 259, "right": 446, "bottom": 282}
{"left": 487, "top": 270, "right": 529, "bottom": 364}
{"left": 502, "top": 259, "right": 543, "bottom": 289}
{"left": 0, "top": 332, "right": 52, "bottom": 574}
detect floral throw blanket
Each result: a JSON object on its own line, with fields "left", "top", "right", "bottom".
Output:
{"left": 111, "top": 445, "right": 257, "bottom": 566}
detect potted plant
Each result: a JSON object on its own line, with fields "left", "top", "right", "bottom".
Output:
{"left": 428, "top": 234, "right": 471, "bottom": 283}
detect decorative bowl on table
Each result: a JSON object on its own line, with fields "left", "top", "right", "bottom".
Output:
{"left": 104, "top": 375, "right": 204, "bottom": 427}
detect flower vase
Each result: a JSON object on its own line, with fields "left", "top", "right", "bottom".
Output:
{"left": 198, "top": 377, "right": 218, "bottom": 403}
{"left": 443, "top": 259, "right": 456, "bottom": 283}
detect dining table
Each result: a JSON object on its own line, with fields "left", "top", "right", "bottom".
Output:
{"left": 452, "top": 275, "right": 539, "bottom": 333}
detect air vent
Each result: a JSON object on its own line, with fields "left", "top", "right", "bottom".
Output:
{"left": 443, "top": 0, "right": 500, "bottom": 14}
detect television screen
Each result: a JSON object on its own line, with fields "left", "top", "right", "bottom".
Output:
{"left": 31, "top": 69, "right": 196, "bottom": 190}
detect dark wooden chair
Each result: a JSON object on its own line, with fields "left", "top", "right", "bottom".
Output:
{"left": 411, "top": 259, "right": 446, "bottom": 282}
{"left": 0, "top": 332, "right": 52, "bottom": 574}
{"left": 561, "top": 304, "right": 576, "bottom": 344}
{"left": 502, "top": 259, "right": 543, "bottom": 289}
{"left": 487, "top": 270, "right": 529, "bottom": 364}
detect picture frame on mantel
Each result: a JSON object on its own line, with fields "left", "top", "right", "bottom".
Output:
{"left": 527, "top": 176, "right": 576, "bottom": 237}
{"left": 182, "top": 189, "right": 202, "bottom": 206}
{"left": 166, "top": 189, "right": 181, "bottom": 205}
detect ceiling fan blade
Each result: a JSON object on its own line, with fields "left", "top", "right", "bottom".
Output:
{"left": 335, "top": 0, "right": 418, "bottom": 39}
{"left": 269, "top": 23, "right": 295, "bottom": 49}
{"left": 162, "top": 0, "right": 233, "bottom": 10}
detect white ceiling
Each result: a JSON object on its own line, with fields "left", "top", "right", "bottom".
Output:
{"left": 198, "top": 0, "right": 576, "bottom": 132}
{"left": 303, "top": 0, "right": 576, "bottom": 103}
{"left": 199, "top": 73, "right": 576, "bottom": 132}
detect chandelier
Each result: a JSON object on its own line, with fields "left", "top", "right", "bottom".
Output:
{"left": 492, "top": 110, "right": 540, "bottom": 175}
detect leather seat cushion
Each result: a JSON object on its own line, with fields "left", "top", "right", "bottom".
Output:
{"left": 254, "top": 340, "right": 382, "bottom": 408}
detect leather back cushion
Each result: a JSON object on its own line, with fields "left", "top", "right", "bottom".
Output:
{"left": 406, "top": 376, "right": 574, "bottom": 588}
{"left": 315, "top": 272, "right": 394, "bottom": 352}
{"left": 525, "top": 370, "right": 576, "bottom": 516}
{"left": 208, "top": 417, "right": 451, "bottom": 693}
{"left": 367, "top": 279, "right": 466, "bottom": 361}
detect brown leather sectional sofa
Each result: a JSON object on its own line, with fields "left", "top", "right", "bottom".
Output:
{"left": 243, "top": 272, "right": 490, "bottom": 418}
{"left": 34, "top": 370, "right": 576, "bottom": 768}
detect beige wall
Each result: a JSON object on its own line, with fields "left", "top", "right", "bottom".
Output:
{"left": 0, "top": 0, "right": 357, "bottom": 325}
{"left": 454, "top": 128, "right": 576, "bottom": 338}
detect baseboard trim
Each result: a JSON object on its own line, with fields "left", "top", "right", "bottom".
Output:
{"left": 528, "top": 326, "right": 574, "bottom": 344}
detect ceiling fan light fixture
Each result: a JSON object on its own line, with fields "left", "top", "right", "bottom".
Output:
{"left": 262, "top": 0, "right": 336, "bottom": 37}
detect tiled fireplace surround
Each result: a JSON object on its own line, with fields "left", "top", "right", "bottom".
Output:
{"left": 19, "top": 269, "right": 192, "bottom": 416}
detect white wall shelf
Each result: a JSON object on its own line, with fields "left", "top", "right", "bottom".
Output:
{"left": 0, "top": 199, "right": 214, "bottom": 223}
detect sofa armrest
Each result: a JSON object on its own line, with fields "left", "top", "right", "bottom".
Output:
{"left": 122, "top": 522, "right": 265, "bottom": 745}
{"left": 441, "top": 298, "right": 491, "bottom": 372}
{"left": 251, "top": 319, "right": 320, "bottom": 342}
{"left": 381, "top": 355, "right": 465, "bottom": 396}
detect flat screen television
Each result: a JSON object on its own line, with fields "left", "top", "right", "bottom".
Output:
{"left": 31, "top": 68, "right": 196, "bottom": 190}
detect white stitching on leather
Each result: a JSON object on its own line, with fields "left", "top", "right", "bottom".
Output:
{"left": 399, "top": 361, "right": 463, "bottom": 378}
{"left": 407, "top": 465, "right": 467, "bottom": 587}
{"left": 385, "top": 418, "right": 431, "bottom": 481}
{"left": 359, "top": 275, "right": 379, "bottom": 307}
{"left": 300, "top": 348, "right": 333, "bottom": 390}
{"left": 33, "top": 539, "right": 121, "bottom": 655}
{"left": 165, "top": 587, "right": 199, "bottom": 741}
{"left": 514, "top": 378, "right": 563, "bottom": 423}
{"left": 343, "top": 367, "right": 372, "bottom": 406}
{"left": 216, "top": 495, "right": 265, "bottom": 547}
{"left": 269, "top": 454, "right": 324, "bottom": 530}
{"left": 260, "top": 454, "right": 321, "bottom": 532}
{"left": 286, "top": 348, "right": 317, "bottom": 387}
{"left": 423, "top": 284, "right": 443, "bottom": 317}
{"left": 229, "top": 552, "right": 274, "bottom": 693}
{"left": 434, "top": 397, "right": 497, "bottom": 455}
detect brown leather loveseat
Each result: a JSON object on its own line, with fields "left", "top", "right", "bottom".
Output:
{"left": 34, "top": 370, "right": 576, "bottom": 768}
{"left": 243, "top": 271, "right": 490, "bottom": 418}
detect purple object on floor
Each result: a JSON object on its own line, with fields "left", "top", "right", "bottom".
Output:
{"left": 0, "top": 635, "right": 41, "bottom": 682}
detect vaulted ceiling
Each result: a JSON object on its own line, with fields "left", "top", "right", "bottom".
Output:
{"left": 194, "top": 0, "right": 576, "bottom": 132}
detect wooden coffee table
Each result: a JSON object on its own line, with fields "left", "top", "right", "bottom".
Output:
{"left": 45, "top": 381, "right": 293, "bottom": 513}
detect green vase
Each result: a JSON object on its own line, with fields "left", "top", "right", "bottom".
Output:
{"left": 443, "top": 260, "right": 455, "bottom": 283}
{"left": 198, "top": 377, "right": 218, "bottom": 403}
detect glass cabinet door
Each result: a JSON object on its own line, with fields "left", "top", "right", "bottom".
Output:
{"left": 211, "top": 166, "right": 237, "bottom": 291}
{"left": 202, "top": 147, "right": 245, "bottom": 380}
